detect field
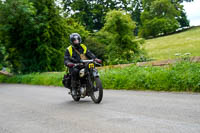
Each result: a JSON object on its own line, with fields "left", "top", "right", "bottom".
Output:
{"left": 144, "top": 26, "right": 200, "bottom": 60}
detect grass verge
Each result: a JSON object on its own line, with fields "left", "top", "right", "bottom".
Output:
{"left": 0, "top": 72, "right": 65, "bottom": 87}
{"left": 0, "top": 62, "right": 200, "bottom": 92}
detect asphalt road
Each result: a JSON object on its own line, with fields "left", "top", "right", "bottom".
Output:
{"left": 0, "top": 84, "right": 200, "bottom": 133}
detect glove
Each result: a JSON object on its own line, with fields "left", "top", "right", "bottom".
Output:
{"left": 67, "top": 62, "right": 75, "bottom": 68}
{"left": 95, "top": 58, "right": 102, "bottom": 64}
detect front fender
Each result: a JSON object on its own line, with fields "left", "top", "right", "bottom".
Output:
{"left": 93, "top": 69, "right": 99, "bottom": 78}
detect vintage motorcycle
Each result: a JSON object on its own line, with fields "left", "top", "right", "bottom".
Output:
{"left": 62, "top": 59, "right": 103, "bottom": 104}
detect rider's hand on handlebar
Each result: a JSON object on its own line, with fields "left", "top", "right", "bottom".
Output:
{"left": 67, "top": 62, "right": 75, "bottom": 68}
{"left": 95, "top": 58, "right": 102, "bottom": 64}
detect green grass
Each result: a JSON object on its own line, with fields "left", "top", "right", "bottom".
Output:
{"left": 144, "top": 26, "right": 200, "bottom": 60}
{"left": 1, "top": 62, "right": 200, "bottom": 92}
{"left": 100, "top": 62, "right": 200, "bottom": 92}
{"left": 0, "top": 72, "right": 65, "bottom": 87}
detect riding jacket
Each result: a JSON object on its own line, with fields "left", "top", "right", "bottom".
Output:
{"left": 64, "top": 44, "right": 96, "bottom": 66}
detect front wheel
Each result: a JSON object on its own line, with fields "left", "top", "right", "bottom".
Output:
{"left": 71, "top": 89, "right": 80, "bottom": 101}
{"left": 91, "top": 77, "right": 103, "bottom": 104}
{"left": 72, "top": 94, "right": 80, "bottom": 102}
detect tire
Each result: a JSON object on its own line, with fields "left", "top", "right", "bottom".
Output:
{"left": 71, "top": 89, "right": 80, "bottom": 102}
{"left": 91, "top": 77, "right": 103, "bottom": 104}
{"left": 72, "top": 95, "right": 80, "bottom": 102}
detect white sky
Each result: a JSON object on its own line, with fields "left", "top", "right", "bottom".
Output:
{"left": 183, "top": 0, "right": 200, "bottom": 26}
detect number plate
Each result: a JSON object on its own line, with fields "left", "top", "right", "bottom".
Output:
{"left": 89, "top": 63, "right": 94, "bottom": 68}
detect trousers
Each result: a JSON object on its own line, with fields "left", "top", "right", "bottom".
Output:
{"left": 69, "top": 67, "right": 80, "bottom": 88}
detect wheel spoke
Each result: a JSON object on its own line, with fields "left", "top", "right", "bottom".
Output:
{"left": 94, "top": 87, "right": 99, "bottom": 98}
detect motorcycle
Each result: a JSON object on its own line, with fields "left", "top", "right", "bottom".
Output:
{"left": 62, "top": 59, "right": 103, "bottom": 104}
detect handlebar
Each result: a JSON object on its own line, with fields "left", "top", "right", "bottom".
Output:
{"left": 67, "top": 59, "right": 102, "bottom": 68}
{"left": 76, "top": 59, "right": 102, "bottom": 66}
{"left": 80, "top": 59, "right": 94, "bottom": 63}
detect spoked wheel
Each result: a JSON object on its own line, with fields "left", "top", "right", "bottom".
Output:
{"left": 91, "top": 77, "right": 103, "bottom": 104}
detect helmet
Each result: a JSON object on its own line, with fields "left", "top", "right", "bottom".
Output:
{"left": 70, "top": 33, "right": 82, "bottom": 44}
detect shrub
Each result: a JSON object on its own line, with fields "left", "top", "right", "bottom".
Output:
{"left": 96, "top": 10, "right": 146, "bottom": 65}
{"left": 100, "top": 62, "right": 200, "bottom": 92}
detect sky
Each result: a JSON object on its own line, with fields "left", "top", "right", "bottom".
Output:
{"left": 183, "top": 0, "right": 200, "bottom": 26}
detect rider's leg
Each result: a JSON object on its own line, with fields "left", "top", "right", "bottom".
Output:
{"left": 70, "top": 67, "right": 80, "bottom": 95}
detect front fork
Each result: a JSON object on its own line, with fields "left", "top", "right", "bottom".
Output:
{"left": 87, "top": 69, "right": 99, "bottom": 93}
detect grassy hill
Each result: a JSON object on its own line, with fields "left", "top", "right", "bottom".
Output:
{"left": 144, "top": 26, "right": 200, "bottom": 60}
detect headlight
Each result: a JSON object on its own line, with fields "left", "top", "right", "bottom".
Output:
{"left": 79, "top": 68, "right": 85, "bottom": 77}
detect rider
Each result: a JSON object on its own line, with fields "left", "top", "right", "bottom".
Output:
{"left": 64, "top": 33, "right": 101, "bottom": 95}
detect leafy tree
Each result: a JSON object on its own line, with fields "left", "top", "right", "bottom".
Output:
{"left": 98, "top": 10, "right": 144, "bottom": 64}
{"left": 0, "top": 19, "right": 4, "bottom": 69}
{"left": 177, "top": 10, "right": 190, "bottom": 27}
{"left": 0, "top": 0, "right": 37, "bottom": 73}
{"left": 62, "top": 0, "right": 193, "bottom": 33}
{"left": 0, "top": 40, "right": 6, "bottom": 70}
{"left": 139, "top": 0, "right": 180, "bottom": 38}
{"left": 30, "top": 0, "right": 89, "bottom": 73}
{"left": 62, "top": 0, "right": 136, "bottom": 31}
{"left": 171, "top": 0, "right": 192, "bottom": 27}
{"left": 129, "top": 0, "right": 143, "bottom": 35}
{"left": 131, "top": 0, "right": 193, "bottom": 34}
{"left": 0, "top": 0, "right": 88, "bottom": 73}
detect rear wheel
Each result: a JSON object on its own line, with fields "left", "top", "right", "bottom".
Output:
{"left": 91, "top": 77, "right": 103, "bottom": 104}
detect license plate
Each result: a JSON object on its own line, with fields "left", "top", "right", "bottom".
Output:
{"left": 89, "top": 63, "right": 94, "bottom": 68}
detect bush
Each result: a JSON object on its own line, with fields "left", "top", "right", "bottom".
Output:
{"left": 84, "top": 35, "right": 107, "bottom": 61}
{"left": 100, "top": 62, "right": 200, "bottom": 92}
{"left": 96, "top": 10, "right": 146, "bottom": 65}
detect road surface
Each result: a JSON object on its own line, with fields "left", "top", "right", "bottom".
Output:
{"left": 0, "top": 84, "right": 200, "bottom": 133}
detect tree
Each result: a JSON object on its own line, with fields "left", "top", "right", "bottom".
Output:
{"left": 0, "top": 0, "right": 88, "bottom": 73}
{"left": 129, "top": 0, "right": 143, "bottom": 35}
{"left": 62, "top": 0, "right": 193, "bottom": 33}
{"left": 0, "top": 19, "right": 5, "bottom": 69}
{"left": 177, "top": 10, "right": 190, "bottom": 27}
{"left": 0, "top": 39, "right": 6, "bottom": 70}
{"left": 139, "top": 0, "right": 180, "bottom": 38}
{"left": 62, "top": 0, "right": 136, "bottom": 31}
{"left": 98, "top": 10, "right": 144, "bottom": 64}
{"left": 171, "top": 0, "right": 193, "bottom": 28}
{"left": 0, "top": 0, "right": 38, "bottom": 73}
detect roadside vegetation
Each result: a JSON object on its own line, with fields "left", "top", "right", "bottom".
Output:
{"left": 1, "top": 61, "right": 200, "bottom": 92}
{"left": 1, "top": 0, "right": 199, "bottom": 92}
{"left": 0, "top": 0, "right": 194, "bottom": 74}
{"left": 0, "top": 72, "right": 64, "bottom": 86}
{"left": 101, "top": 62, "right": 200, "bottom": 92}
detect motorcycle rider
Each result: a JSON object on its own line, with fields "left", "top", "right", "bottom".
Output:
{"left": 64, "top": 33, "right": 101, "bottom": 96}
